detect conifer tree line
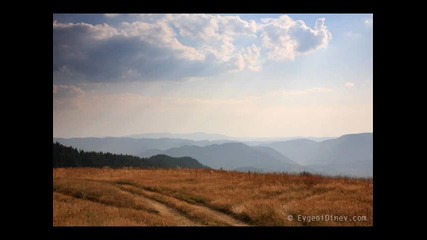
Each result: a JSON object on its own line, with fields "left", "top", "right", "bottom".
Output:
{"left": 53, "top": 142, "right": 209, "bottom": 169}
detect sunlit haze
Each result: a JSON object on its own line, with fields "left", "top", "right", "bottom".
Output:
{"left": 53, "top": 14, "right": 373, "bottom": 139}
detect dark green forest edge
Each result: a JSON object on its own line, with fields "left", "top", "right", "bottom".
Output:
{"left": 53, "top": 142, "right": 209, "bottom": 169}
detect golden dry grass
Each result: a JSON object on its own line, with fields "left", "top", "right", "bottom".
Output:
{"left": 53, "top": 168, "right": 373, "bottom": 226}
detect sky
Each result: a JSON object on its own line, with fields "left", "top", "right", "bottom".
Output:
{"left": 53, "top": 14, "right": 373, "bottom": 139}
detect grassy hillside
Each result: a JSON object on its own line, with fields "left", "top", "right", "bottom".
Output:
{"left": 53, "top": 168, "right": 373, "bottom": 226}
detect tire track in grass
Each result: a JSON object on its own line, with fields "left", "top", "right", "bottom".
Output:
{"left": 114, "top": 187, "right": 200, "bottom": 226}
{"left": 117, "top": 184, "right": 250, "bottom": 226}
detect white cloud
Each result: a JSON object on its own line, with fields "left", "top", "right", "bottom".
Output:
{"left": 53, "top": 84, "right": 85, "bottom": 110}
{"left": 53, "top": 21, "right": 119, "bottom": 40}
{"left": 53, "top": 84, "right": 84, "bottom": 97}
{"left": 53, "top": 14, "right": 332, "bottom": 82}
{"left": 166, "top": 14, "right": 258, "bottom": 64}
{"left": 345, "top": 82, "right": 355, "bottom": 88}
{"left": 120, "top": 21, "right": 204, "bottom": 61}
{"left": 233, "top": 44, "right": 262, "bottom": 72}
{"left": 259, "top": 16, "right": 332, "bottom": 60}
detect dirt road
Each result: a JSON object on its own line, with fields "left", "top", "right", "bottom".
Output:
{"left": 116, "top": 183, "right": 249, "bottom": 226}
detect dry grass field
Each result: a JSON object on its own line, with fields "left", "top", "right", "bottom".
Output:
{"left": 53, "top": 168, "right": 373, "bottom": 226}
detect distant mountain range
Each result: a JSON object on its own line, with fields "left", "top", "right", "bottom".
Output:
{"left": 140, "top": 142, "right": 305, "bottom": 172}
{"left": 125, "top": 132, "right": 333, "bottom": 142}
{"left": 127, "top": 132, "right": 237, "bottom": 141}
{"left": 262, "top": 133, "right": 373, "bottom": 177}
{"left": 53, "top": 133, "right": 373, "bottom": 177}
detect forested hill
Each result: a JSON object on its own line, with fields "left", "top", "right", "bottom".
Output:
{"left": 53, "top": 142, "right": 209, "bottom": 169}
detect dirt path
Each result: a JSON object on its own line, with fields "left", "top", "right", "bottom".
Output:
{"left": 117, "top": 184, "right": 250, "bottom": 226}
{"left": 115, "top": 187, "right": 200, "bottom": 226}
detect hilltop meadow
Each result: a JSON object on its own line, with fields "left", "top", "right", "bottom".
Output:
{"left": 53, "top": 168, "right": 372, "bottom": 226}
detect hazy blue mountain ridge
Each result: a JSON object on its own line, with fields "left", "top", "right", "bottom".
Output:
{"left": 54, "top": 133, "right": 372, "bottom": 177}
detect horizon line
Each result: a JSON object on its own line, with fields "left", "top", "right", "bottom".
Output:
{"left": 53, "top": 131, "right": 373, "bottom": 140}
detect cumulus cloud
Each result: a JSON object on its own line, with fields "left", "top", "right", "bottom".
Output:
{"left": 345, "top": 82, "right": 355, "bottom": 88}
{"left": 233, "top": 44, "right": 262, "bottom": 72}
{"left": 259, "top": 16, "right": 332, "bottom": 60}
{"left": 53, "top": 84, "right": 84, "bottom": 97}
{"left": 53, "top": 84, "right": 85, "bottom": 110}
{"left": 53, "top": 14, "right": 332, "bottom": 82}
